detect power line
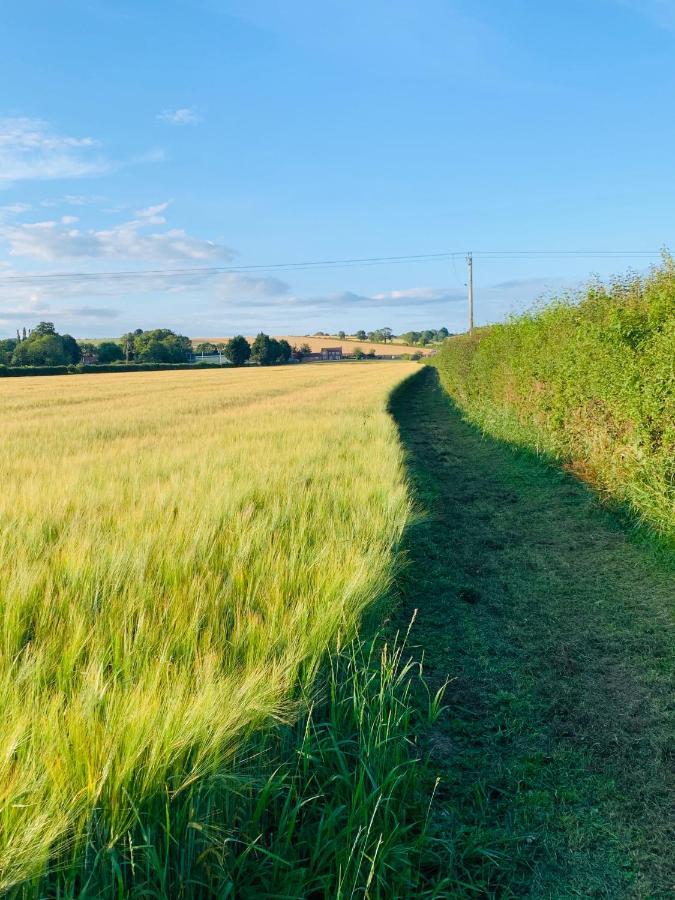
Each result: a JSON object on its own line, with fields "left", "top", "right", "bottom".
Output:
{"left": 0, "top": 251, "right": 462, "bottom": 285}
{"left": 0, "top": 249, "right": 664, "bottom": 286}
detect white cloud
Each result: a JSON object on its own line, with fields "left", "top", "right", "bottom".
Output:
{"left": 372, "top": 287, "right": 465, "bottom": 304}
{"left": 41, "top": 194, "right": 107, "bottom": 208}
{"left": 0, "top": 295, "right": 120, "bottom": 324}
{"left": 157, "top": 107, "right": 201, "bottom": 125}
{"left": 0, "top": 117, "right": 112, "bottom": 184}
{"left": 135, "top": 201, "right": 170, "bottom": 224}
{"left": 0, "top": 202, "right": 31, "bottom": 222}
{"left": 230, "top": 286, "right": 465, "bottom": 312}
{"left": 1, "top": 204, "right": 233, "bottom": 262}
{"left": 211, "top": 272, "right": 290, "bottom": 299}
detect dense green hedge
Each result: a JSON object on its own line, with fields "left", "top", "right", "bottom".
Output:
{"left": 0, "top": 362, "right": 230, "bottom": 377}
{"left": 429, "top": 261, "right": 674, "bottom": 541}
{"left": 0, "top": 365, "right": 72, "bottom": 377}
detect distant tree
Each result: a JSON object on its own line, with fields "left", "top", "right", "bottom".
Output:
{"left": 293, "top": 342, "right": 312, "bottom": 360}
{"left": 97, "top": 341, "right": 124, "bottom": 363}
{"left": 251, "top": 333, "right": 292, "bottom": 365}
{"left": 276, "top": 339, "right": 292, "bottom": 363}
{"left": 337, "top": 330, "right": 346, "bottom": 340}
{"left": 400, "top": 331, "right": 420, "bottom": 346}
{"left": 380, "top": 327, "right": 393, "bottom": 344}
{"left": 196, "top": 341, "right": 217, "bottom": 354}
{"left": 437, "top": 327, "right": 449, "bottom": 340}
{"left": 32, "top": 321, "right": 56, "bottom": 337}
{"left": 61, "top": 334, "right": 82, "bottom": 364}
{"left": 420, "top": 329, "right": 436, "bottom": 345}
{"left": 251, "top": 332, "right": 273, "bottom": 365}
{"left": 0, "top": 338, "right": 17, "bottom": 365}
{"left": 355, "top": 330, "right": 367, "bottom": 341}
{"left": 121, "top": 328, "right": 192, "bottom": 363}
{"left": 9, "top": 323, "right": 81, "bottom": 366}
{"left": 225, "top": 335, "right": 251, "bottom": 366}
{"left": 12, "top": 333, "right": 68, "bottom": 366}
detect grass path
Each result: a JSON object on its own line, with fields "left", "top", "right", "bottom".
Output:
{"left": 390, "top": 369, "right": 674, "bottom": 898}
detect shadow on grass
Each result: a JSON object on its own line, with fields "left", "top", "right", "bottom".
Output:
{"left": 388, "top": 368, "right": 674, "bottom": 898}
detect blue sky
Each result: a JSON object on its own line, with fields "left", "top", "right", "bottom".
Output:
{"left": 0, "top": 0, "right": 673, "bottom": 338}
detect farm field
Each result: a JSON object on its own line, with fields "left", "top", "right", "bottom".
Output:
{"left": 191, "top": 334, "right": 434, "bottom": 356}
{"left": 0, "top": 362, "right": 417, "bottom": 894}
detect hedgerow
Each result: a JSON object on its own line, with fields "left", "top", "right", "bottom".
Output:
{"left": 429, "top": 259, "right": 674, "bottom": 542}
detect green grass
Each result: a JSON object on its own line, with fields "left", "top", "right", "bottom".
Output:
{"left": 21, "top": 623, "right": 452, "bottom": 898}
{"left": 428, "top": 261, "right": 674, "bottom": 543}
{"left": 389, "top": 369, "right": 674, "bottom": 897}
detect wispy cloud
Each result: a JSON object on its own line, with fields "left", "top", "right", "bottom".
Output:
{"left": 157, "top": 107, "right": 201, "bottom": 125}
{"left": 0, "top": 201, "right": 233, "bottom": 262}
{"left": 224, "top": 286, "right": 465, "bottom": 312}
{"left": 40, "top": 194, "right": 108, "bottom": 208}
{"left": 0, "top": 202, "right": 31, "bottom": 222}
{"left": 0, "top": 296, "right": 120, "bottom": 324}
{"left": 0, "top": 117, "right": 112, "bottom": 184}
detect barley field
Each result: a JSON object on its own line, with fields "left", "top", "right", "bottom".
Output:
{"left": 0, "top": 362, "right": 416, "bottom": 893}
{"left": 190, "top": 335, "right": 434, "bottom": 356}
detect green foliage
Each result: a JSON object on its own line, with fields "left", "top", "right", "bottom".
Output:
{"left": 224, "top": 334, "right": 251, "bottom": 366}
{"left": 429, "top": 262, "right": 675, "bottom": 541}
{"left": 31, "top": 321, "right": 56, "bottom": 337}
{"left": 0, "top": 338, "right": 17, "bottom": 365}
{"left": 250, "top": 332, "right": 291, "bottom": 365}
{"left": 121, "top": 328, "right": 192, "bottom": 363}
{"left": 276, "top": 337, "right": 292, "bottom": 362}
{"left": 400, "top": 328, "right": 449, "bottom": 346}
{"left": 60, "top": 334, "right": 82, "bottom": 364}
{"left": 390, "top": 370, "right": 675, "bottom": 896}
{"left": 11, "top": 330, "right": 80, "bottom": 366}
{"left": 195, "top": 341, "right": 217, "bottom": 354}
{"left": 355, "top": 330, "right": 367, "bottom": 341}
{"left": 22, "top": 628, "right": 451, "bottom": 898}
{"left": 0, "top": 365, "right": 71, "bottom": 377}
{"left": 250, "top": 331, "right": 272, "bottom": 364}
{"left": 96, "top": 341, "right": 124, "bottom": 363}
{"left": 0, "top": 363, "right": 213, "bottom": 378}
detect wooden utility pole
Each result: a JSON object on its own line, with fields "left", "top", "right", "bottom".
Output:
{"left": 467, "top": 251, "right": 474, "bottom": 333}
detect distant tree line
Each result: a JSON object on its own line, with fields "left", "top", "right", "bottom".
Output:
{"left": 314, "top": 327, "right": 451, "bottom": 345}
{"left": 396, "top": 328, "right": 450, "bottom": 346}
{"left": 0, "top": 324, "right": 294, "bottom": 368}
{"left": 0, "top": 322, "right": 451, "bottom": 369}
{"left": 1, "top": 323, "right": 82, "bottom": 367}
